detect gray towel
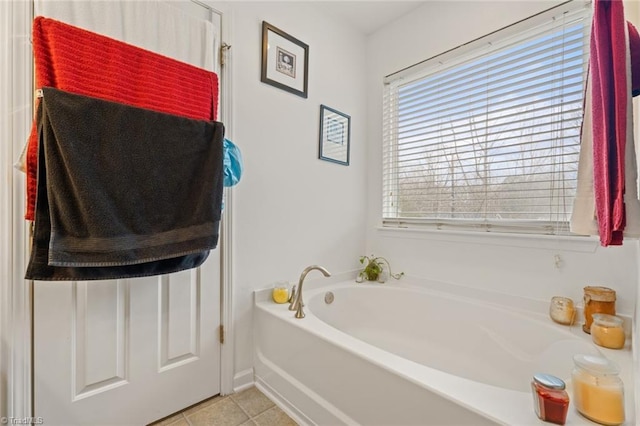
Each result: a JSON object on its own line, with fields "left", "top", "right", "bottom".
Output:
{"left": 26, "top": 87, "right": 224, "bottom": 280}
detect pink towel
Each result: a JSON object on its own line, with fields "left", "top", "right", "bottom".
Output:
{"left": 590, "top": 0, "right": 628, "bottom": 246}
{"left": 571, "top": 19, "right": 640, "bottom": 241}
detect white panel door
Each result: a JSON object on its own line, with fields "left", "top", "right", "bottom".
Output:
{"left": 33, "top": 2, "right": 223, "bottom": 425}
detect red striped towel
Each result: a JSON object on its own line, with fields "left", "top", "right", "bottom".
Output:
{"left": 25, "top": 16, "right": 219, "bottom": 220}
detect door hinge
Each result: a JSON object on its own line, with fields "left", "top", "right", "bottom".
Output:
{"left": 220, "top": 43, "right": 231, "bottom": 66}
{"left": 219, "top": 324, "right": 225, "bottom": 344}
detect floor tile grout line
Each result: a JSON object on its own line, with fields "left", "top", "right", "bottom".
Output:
{"left": 177, "top": 394, "right": 227, "bottom": 426}
{"left": 181, "top": 412, "right": 193, "bottom": 426}
{"left": 251, "top": 405, "right": 276, "bottom": 421}
{"left": 228, "top": 390, "right": 277, "bottom": 422}
{"left": 152, "top": 387, "right": 292, "bottom": 426}
{"left": 230, "top": 397, "right": 254, "bottom": 423}
{"left": 181, "top": 394, "right": 227, "bottom": 421}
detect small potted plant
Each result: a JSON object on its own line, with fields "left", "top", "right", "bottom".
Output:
{"left": 356, "top": 255, "right": 404, "bottom": 283}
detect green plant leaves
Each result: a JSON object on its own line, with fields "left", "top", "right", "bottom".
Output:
{"left": 356, "top": 254, "right": 403, "bottom": 283}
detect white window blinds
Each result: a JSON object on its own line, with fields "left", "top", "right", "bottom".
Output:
{"left": 382, "top": 3, "right": 591, "bottom": 234}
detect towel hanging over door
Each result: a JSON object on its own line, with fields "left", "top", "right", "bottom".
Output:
{"left": 23, "top": 16, "right": 220, "bottom": 221}
{"left": 26, "top": 88, "right": 224, "bottom": 281}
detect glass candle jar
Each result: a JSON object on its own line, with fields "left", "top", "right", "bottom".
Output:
{"left": 531, "top": 373, "right": 569, "bottom": 425}
{"left": 591, "top": 314, "right": 625, "bottom": 349}
{"left": 583, "top": 286, "right": 616, "bottom": 334}
{"left": 549, "top": 296, "right": 575, "bottom": 325}
{"left": 272, "top": 281, "right": 290, "bottom": 304}
{"left": 572, "top": 354, "right": 625, "bottom": 425}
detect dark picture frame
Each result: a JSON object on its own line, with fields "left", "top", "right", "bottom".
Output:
{"left": 319, "top": 105, "right": 350, "bottom": 166}
{"left": 261, "top": 21, "right": 309, "bottom": 98}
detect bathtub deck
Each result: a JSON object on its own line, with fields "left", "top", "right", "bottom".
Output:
{"left": 254, "top": 278, "right": 635, "bottom": 426}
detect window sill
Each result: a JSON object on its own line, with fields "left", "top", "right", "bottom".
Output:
{"left": 376, "top": 225, "right": 603, "bottom": 253}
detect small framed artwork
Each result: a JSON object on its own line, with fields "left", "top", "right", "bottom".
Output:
{"left": 261, "top": 21, "right": 309, "bottom": 98}
{"left": 319, "top": 105, "right": 350, "bottom": 166}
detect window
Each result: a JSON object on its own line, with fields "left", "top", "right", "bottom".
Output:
{"left": 382, "top": 3, "right": 591, "bottom": 235}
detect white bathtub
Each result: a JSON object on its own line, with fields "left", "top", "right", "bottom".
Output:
{"left": 253, "top": 279, "right": 635, "bottom": 425}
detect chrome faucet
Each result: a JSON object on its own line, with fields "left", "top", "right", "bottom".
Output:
{"left": 288, "top": 265, "right": 331, "bottom": 318}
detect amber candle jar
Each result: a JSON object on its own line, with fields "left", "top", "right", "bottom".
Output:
{"left": 572, "top": 354, "right": 625, "bottom": 425}
{"left": 549, "top": 296, "right": 575, "bottom": 325}
{"left": 582, "top": 286, "right": 616, "bottom": 334}
{"left": 591, "top": 314, "right": 626, "bottom": 349}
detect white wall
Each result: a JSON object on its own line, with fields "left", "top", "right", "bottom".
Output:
{"left": 228, "top": 2, "right": 368, "bottom": 389}
{"left": 365, "top": 1, "right": 639, "bottom": 316}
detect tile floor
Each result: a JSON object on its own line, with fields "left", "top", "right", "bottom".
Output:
{"left": 149, "top": 386, "right": 298, "bottom": 426}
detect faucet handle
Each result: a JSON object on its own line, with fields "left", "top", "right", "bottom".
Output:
{"left": 288, "top": 285, "right": 296, "bottom": 303}
{"left": 288, "top": 285, "right": 298, "bottom": 311}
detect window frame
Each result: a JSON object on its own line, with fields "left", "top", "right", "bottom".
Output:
{"left": 381, "top": 1, "right": 592, "bottom": 236}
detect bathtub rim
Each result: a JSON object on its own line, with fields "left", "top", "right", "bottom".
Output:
{"left": 256, "top": 273, "right": 635, "bottom": 335}
{"left": 254, "top": 275, "right": 636, "bottom": 425}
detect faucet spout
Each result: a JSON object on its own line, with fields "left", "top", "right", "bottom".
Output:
{"left": 289, "top": 265, "right": 331, "bottom": 318}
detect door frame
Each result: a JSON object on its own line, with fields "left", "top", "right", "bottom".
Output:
{"left": 0, "top": 1, "right": 235, "bottom": 419}
{"left": 208, "top": 0, "right": 236, "bottom": 398}
{"left": 1, "top": 0, "right": 35, "bottom": 419}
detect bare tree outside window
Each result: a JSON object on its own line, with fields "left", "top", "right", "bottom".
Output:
{"left": 383, "top": 10, "right": 588, "bottom": 234}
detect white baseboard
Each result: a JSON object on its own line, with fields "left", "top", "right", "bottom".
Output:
{"left": 231, "top": 368, "right": 254, "bottom": 394}
{"left": 254, "top": 376, "right": 312, "bottom": 426}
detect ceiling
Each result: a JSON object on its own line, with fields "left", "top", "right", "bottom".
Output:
{"left": 315, "top": 1, "right": 428, "bottom": 35}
